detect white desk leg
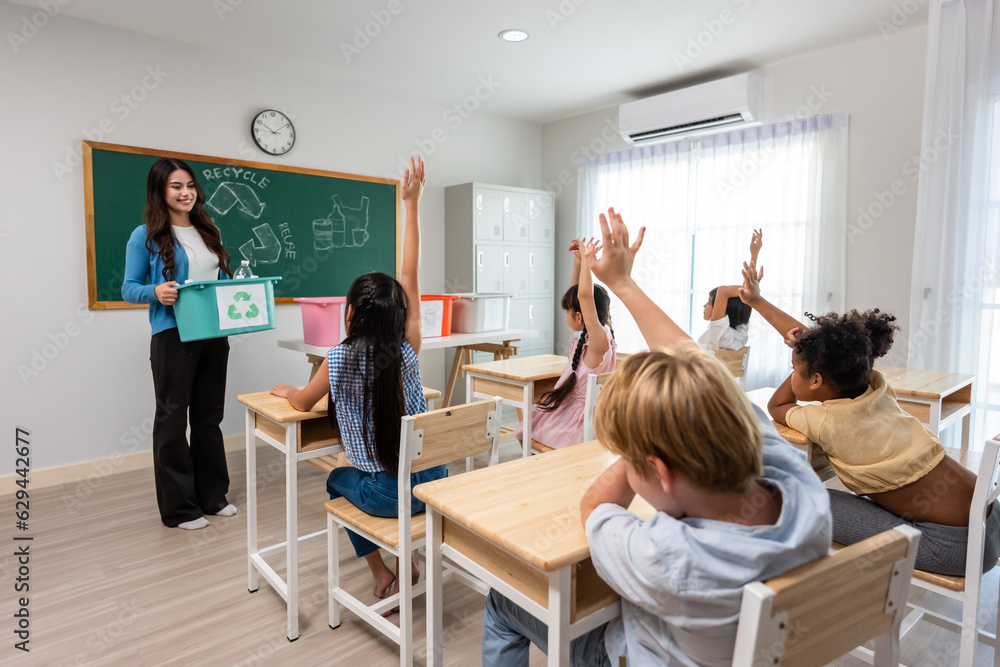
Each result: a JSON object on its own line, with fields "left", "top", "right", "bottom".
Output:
{"left": 929, "top": 401, "right": 942, "bottom": 436}
{"left": 962, "top": 410, "right": 972, "bottom": 450}
{"left": 521, "top": 383, "right": 532, "bottom": 459}
{"left": 547, "top": 568, "right": 571, "bottom": 667}
{"left": 427, "top": 508, "right": 443, "bottom": 667}
{"left": 286, "top": 424, "right": 299, "bottom": 641}
{"left": 246, "top": 408, "right": 258, "bottom": 593}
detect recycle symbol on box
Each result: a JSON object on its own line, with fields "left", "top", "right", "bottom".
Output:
{"left": 227, "top": 291, "right": 260, "bottom": 320}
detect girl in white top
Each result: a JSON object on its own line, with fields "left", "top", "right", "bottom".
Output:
{"left": 697, "top": 229, "right": 762, "bottom": 351}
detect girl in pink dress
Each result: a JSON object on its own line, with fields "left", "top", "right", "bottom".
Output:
{"left": 516, "top": 238, "right": 616, "bottom": 449}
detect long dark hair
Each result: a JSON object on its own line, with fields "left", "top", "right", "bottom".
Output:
{"left": 331, "top": 272, "right": 408, "bottom": 476}
{"left": 537, "top": 283, "right": 613, "bottom": 413}
{"left": 708, "top": 287, "right": 752, "bottom": 327}
{"left": 143, "top": 157, "right": 232, "bottom": 281}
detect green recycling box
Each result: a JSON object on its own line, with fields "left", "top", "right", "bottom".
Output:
{"left": 173, "top": 276, "right": 281, "bottom": 342}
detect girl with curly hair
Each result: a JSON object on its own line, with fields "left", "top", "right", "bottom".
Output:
{"left": 738, "top": 260, "right": 1000, "bottom": 576}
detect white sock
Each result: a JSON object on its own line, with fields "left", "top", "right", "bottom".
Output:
{"left": 178, "top": 517, "right": 210, "bottom": 530}
{"left": 212, "top": 504, "right": 238, "bottom": 517}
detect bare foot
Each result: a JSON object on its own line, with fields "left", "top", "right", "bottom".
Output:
{"left": 373, "top": 572, "right": 395, "bottom": 600}
{"left": 381, "top": 560, "right": 421, "bottom": 617}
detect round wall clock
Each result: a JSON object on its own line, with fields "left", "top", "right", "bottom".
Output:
{"left": 251, "top": 109, "right": 295, "bottom": 155}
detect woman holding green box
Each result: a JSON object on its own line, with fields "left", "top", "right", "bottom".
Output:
{"left": 122, "top": 158, "right": 236, "bottom": 530}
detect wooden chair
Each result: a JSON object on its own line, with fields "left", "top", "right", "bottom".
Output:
{"left": 733, "top": 525, "right": 920, "bottom": 666}
{"left": 582, "top": 371, "right": 614, "bottom": 442}
{"left": 897, "top": 435, "right": 1000, "bottom": 667}
{"left": 710, "top": 346, "right": 750, "bottom": 389}
{"left": 324, "top": 398, "right": 502, "bottom": 667}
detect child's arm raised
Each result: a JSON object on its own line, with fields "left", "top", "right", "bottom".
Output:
{"left": 584, "top": 207, "right": 692, "bottom": 350}
{"left": 578, "top": 242, "right": 610, "bottom": 368}
{"left": 768, "top": 373, "right": 799, "bottom": 426}
{"left": 568, "top": 238, "right": 594, "bottom": 286}
{"left": 738, "top": 260, "right": 807, "bottom": 339}
{"left": 272, "top": 359, "right": 331, "bottom": 412}
{"left": 400, "top": 156, "right": 425, "bottom": 355}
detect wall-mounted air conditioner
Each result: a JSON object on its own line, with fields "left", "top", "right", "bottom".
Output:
{"left": 619, "top": 72, "right": 763, "bottom": 145}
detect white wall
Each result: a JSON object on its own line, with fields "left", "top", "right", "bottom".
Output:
{"left": 0, "top": 6, "right": 542, "bottom": 474}
{"left": 542, "top": 25, "right": 928, "bottom": 364}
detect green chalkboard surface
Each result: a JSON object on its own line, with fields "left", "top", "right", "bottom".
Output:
{"left": 84, "top": 141, "right": 400, "bottom": 308}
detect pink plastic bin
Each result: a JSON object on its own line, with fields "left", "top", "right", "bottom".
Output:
{"left": 294, "top": 297, "right": 347, "bottom": 347}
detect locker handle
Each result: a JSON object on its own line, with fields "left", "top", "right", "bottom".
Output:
{"left": 529, "top": 305, "right": 534, "bottom": 319}
{"left": 529, "top": 200, "right": 535, "bottom": 217}
{"left": 529, "top": 252, "right": 534, "bottom": 268}
{"left": 504, "top": 197, "right": 509, "bottom": 214}
{"left": 476, "top": 194, "right": 482, "bottom": 211}
{"left": 478, "top": 251, "right": 484, "bottom": 267}
{"left": 504, "top": 252, "right": 509, "bottom": 268}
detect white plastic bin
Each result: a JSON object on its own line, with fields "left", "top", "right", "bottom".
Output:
{"left": 450, "top": 293, "right": 511, "bottom": 333}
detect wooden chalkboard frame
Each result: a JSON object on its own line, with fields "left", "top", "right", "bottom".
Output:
{"left": 83, "top": 141, "right": 401, "bottom": 309}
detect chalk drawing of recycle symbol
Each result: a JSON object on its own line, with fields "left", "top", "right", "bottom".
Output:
{"left": 313, "top": 195, "right": 370, "bottom": 250}
{"left": 227, "top": 291, "right": 260, "bottom": 320}
{"left": 206, "top": 182, "right": 266, "bottom": 218}
{"left": 239, "top": 223, "right": 282, "bottom": 266}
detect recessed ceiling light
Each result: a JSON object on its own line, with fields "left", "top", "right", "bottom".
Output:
{"left": 499, "top": 29, "right": 529, "bottom": 43}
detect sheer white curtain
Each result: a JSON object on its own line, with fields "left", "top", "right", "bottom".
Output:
{"left": 908, "top": 0, "right": 1000, "bottom": 442}
{"left": 578, "top": 113, "right": 849, "bottom": 388}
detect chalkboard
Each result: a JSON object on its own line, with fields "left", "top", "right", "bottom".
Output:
{"left": 84, "top": 141, "right": 400, "bottom": 308}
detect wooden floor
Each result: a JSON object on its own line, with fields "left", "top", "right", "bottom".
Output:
{"left": 1, "top": 434, "right": 998, "bottom": 666}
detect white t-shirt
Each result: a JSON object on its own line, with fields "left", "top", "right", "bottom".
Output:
{"left": 172, "top": 225, "right": 220, "bottom": 282}
{"left": 697, "top": 316, "right": 748, "bottom": 351}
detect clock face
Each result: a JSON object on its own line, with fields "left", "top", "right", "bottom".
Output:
{"left": 252, "top": 110, "right": 295, "bottom": 155}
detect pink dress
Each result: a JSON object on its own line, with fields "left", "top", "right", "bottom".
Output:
{"left": 516, "top": 325, "right": 616, "bottom": 449}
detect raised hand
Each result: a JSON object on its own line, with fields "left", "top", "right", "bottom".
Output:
{"left": 738, "top": 260, "right": 764, "bottom": 306}
{"left": 400, "top": 155, "right": 425, "bottom": 204}
{"left": 583, "top": 207, "right": 645, "bottom": 291}
{"left": 750, "top": 228, "right": 763, "bottom": 263}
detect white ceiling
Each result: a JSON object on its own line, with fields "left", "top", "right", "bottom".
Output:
{"left": 6, "top": 0, "right": 928, "bottom": 123}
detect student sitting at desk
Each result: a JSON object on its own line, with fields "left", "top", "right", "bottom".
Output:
{"left": 271, "top": 156, "right": 441, "bottom": 604}
{"left": 697, "top": 228, "right": 762, "bottom": 351}
{"left": 738, "top": 262, "right": 1000, "bottom": 576}
{"left": 481, "top": 208, "right": 831, "bottom": 666}
{"left": 515, "top": 238, "right": 616, "bottom": 449}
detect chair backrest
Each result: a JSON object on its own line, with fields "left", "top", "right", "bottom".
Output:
{"left": 403, "top": 398, "right": 503, "bottom": 475}
{"left": 582, "top": 372, "right": 614, "bottom": 442}
{"left": 732, "top": 525, "right": 920, "bottom": 666}
{"left": 710, "top": 346, "right": 750, "bottom": 378}
{"left": 960, "top": 435, "right": 1000, "bottom": 581}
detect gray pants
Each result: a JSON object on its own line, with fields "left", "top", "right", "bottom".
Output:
{"left": 829, "top": 489, "right": 1000, "bottom": 576}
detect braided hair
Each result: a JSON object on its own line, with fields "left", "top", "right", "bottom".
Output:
{"left": 793, "top": 308, "right": 898, "bottom": 399}
{"left": 537, "top": 283, "right": 614, "bottom": 413}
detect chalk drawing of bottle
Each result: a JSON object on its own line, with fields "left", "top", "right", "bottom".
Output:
{"left": 332, "top": 195, "right": 370, "bottom": 247}
{"left": 313, "top": 203, "right": 345, "bottom": 250}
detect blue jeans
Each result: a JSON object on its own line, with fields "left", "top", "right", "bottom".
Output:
{"left": 326, "top": 464, "right": 448, "bottom": 557}
{"left": 482, "top": 590, "right": 611, "bottom": 667}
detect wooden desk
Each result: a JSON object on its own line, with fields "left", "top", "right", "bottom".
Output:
{"left": 463, "top": 354, "right": 567, "bottom": 458}
{"left": 416, "top": 440, "right": 653, "bottom": 667}
{"left": 278, "top": 328, "right": 539, "bottom": 406}
{"left": 875, "top": 365, "right": 975, "bottom": 448}
{"left": 237, "top": 390, "right": 343, "bottom": 641}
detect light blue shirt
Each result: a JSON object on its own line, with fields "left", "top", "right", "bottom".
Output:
{"left": 585, "top": 405, "right": 832, "bottom": 666}
{"left": 327, "top": 340, "right": 426, "bottom": 474}
{"left": 121, "top": 224, "right": 230, "bottom": 335}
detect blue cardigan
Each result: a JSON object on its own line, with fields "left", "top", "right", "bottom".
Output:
{"left": 121, "top": 225, "right": 230, "bottom": 335}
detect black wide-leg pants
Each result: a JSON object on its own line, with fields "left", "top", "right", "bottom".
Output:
{"left": 149, "top": 327, "right": 231, "bottom": 526}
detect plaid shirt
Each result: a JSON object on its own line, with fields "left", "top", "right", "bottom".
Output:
{"left": 328, "top": 340, "right": 426, "bottom": 474}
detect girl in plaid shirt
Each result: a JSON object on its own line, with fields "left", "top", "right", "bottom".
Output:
{"left": 272, "top": 156, "right": 442, "bottom": 603}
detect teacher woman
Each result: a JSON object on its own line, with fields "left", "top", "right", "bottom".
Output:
{"left": 122, "top": 157, "right": 237, "bottom": 530}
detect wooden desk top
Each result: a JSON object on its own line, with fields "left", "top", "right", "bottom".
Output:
{"left": 875, "top": 365, "right": 975, "bottom": 399}
{"left": 277, "top": 329, "right": 540, "bottom": 358}
{"left": 238, "top": 387, "right": 439, "bottom": 422}
{"left": 461, "top": 354, "right": 567, "bottom": 382}
{"left": 414, "top": 440, "right": 653, "bottom": 572}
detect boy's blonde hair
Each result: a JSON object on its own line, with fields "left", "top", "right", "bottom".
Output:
{"left": 594, "top": 346, "right": 763, "bottom": 493}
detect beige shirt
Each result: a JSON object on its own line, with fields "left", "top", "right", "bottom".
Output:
{"left": 785, "top": 370, "right": 945, "bottom": 495}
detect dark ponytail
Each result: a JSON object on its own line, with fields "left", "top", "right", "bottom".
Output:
{"left": 537, "top": 283, "right": 613, "bottom": 413}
